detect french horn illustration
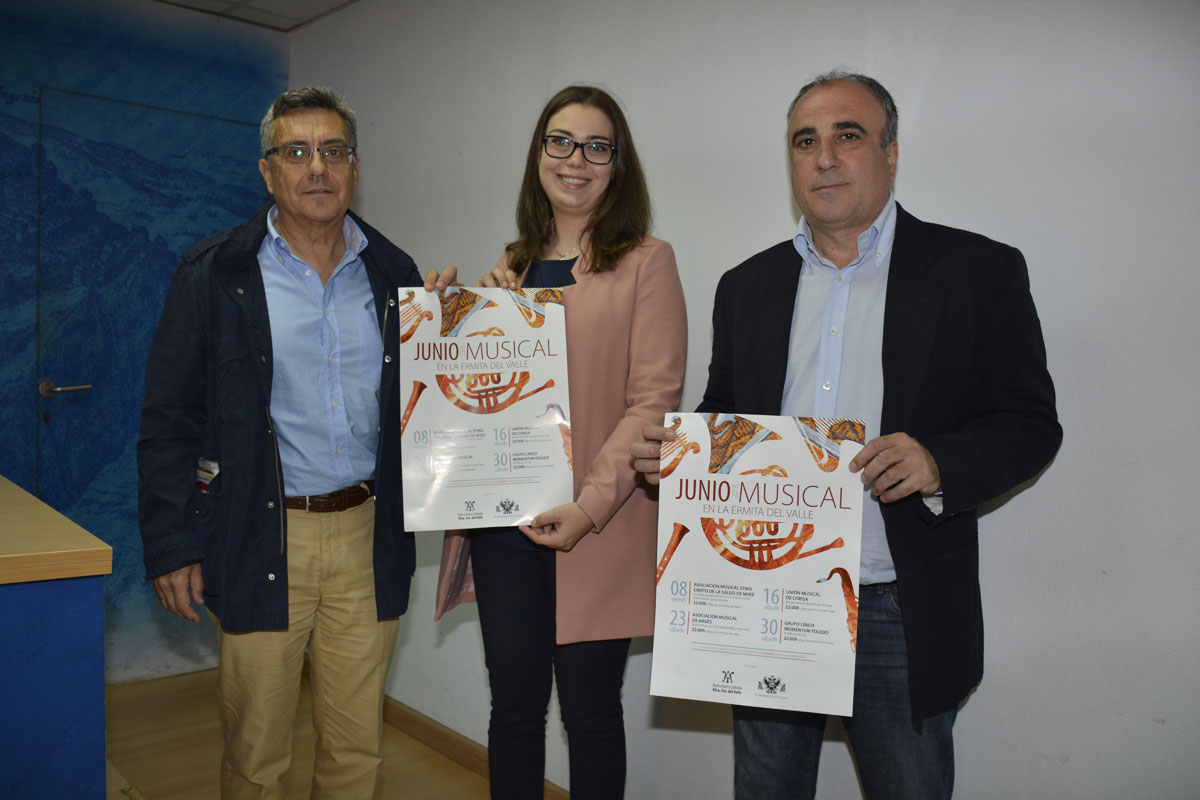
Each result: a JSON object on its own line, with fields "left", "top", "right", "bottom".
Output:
{"left": 699, "top": 518, "right": 844, "bottom": 571}
{"left": 435, "top": 372, "right": 554, "bottom": 415}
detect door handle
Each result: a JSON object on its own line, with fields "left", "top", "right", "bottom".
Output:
{"left": 38, "top": 380, "right": 93, "bottom": 398}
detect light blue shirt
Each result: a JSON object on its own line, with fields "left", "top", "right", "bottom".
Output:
{"left": 259, "top": 207, "right": 382, "bottom": 496}
{"left": 781, "top": 195, "right": 897, "bottom": 584}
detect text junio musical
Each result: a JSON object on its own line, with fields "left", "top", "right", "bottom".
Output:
{"left": 411, "top": 340, "right": 559, "bottom": 361}
{"left": 673, "top": 478, "right": 852, "bottom": 509}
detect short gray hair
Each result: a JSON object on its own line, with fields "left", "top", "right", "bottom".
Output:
{"left": 259, "top": 86, "right": 357, "bottom": 155}
{"left": 787, "top": 71, "right": 898, "bottom": 149}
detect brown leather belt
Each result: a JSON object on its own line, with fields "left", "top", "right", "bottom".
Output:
{"left": 285, "top": 481, "right": 374, "bottom": 513}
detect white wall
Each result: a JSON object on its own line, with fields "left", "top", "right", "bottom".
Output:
{"left": 291, "top": 0, "right": 1200, "bottom": 796}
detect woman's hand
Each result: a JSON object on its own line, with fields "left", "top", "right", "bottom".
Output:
{"left": 477, "top": 265, "right": 520, "bottom": 289}
{"left": 631, "top": 424, "right": 676, "bottom": 486}
{"left": 519, "top": 503, "right": 594, "bottom": 552}
{"left": 423, "top": 264, "right": 458, "bottom": 292}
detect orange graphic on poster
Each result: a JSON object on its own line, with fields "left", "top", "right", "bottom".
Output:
{"left": 538, "top": 403, "right": 573, "bottom": 468}
{"left": 396, "top": 291, "right": 433, "bottom": 344}
{"left": 435, "top": 372, "right": 554, "bottom": 414}
{"left": 794, "top": 417, "right": 867, "bottom": 473}
{"left": 509, "top": 288, "right": 566, "bottom": 329}
{"left": 399, "top": 381, "right": 427, "bottom": 435}
{"left": 818, "top": 567, "right": 859, "bottom": 652}
{"left": 468, "top": 327, "right": 505, "bottom": 337}
{"left": 660, "top": 416, "right": 701, "bottom": 480}
{"left": 656, "top": 522, "right": 690, "bottom": 584}
{"left": 707, "top": 414, "right": 783, "bottom": 474}
{"left": 439, "top": 288, "right": 498, "bottom": 337}
{"left": 700, "top": 518, "right": 844, "bottom": 570}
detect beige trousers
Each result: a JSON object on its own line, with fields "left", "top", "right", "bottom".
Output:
{"left": 214, "top": 499, "right": 400, "bottom": 799}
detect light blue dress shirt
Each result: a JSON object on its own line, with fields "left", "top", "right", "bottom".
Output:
{"left": 259, "top": 207, "right": 382, "bottom": 496}
{"left": 781, "top": 195, "right": 897, "bottom": 584}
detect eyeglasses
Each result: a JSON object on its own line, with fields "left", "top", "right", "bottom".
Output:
{"left": 264, "top": 144, "right": 357, "bottom": 166}
{"left": 541, "top": 135, "right": 617, "bottom": 165}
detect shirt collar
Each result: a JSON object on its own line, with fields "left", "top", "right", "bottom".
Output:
{"left": 793, "top": 193, "right": 897, "bottom": 275}
{"left": 265, "top": 204, "right": 369, "bottom": 265}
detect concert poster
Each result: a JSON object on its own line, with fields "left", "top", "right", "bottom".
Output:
{"left": 397, "top": 286, "right": 573, "bottom": 531}
{"left": 650, "top": 412, "right": 865, "bottom": 714}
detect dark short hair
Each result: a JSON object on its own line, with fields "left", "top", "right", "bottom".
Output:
{"left": 787, "top": 71, "right": 898, "bottom": 148}
{"left": 259, "top": 86, "right": 357, "bottom": 155}
{"left": 507, "top": 85, "right": 650, "bottom": 274}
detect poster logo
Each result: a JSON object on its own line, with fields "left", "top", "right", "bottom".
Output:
{"left": 758, "top": 675, "right": 786, "bottom": 694}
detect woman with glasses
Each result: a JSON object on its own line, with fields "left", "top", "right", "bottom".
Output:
{"left": 434, "top": 85, "right": 687, "bottom": 799}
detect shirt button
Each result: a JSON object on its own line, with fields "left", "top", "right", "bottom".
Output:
{"left": 323, "top": 310, "right": 329, "bottom": 317}
{"left": 384, "top": 355, "right": 392, "bottom": 363}
{"left": 836, "top": 275, "right": 844, "bottom": 284}
{"left": 237, "top": 288, "right": 245, "bottom": 294}
{"left": 267, "top": 573, "right": 276, "bottom": 581}
{"left": 336, "top": 447, "right": 342, "bottom": 455}
{"left": 829, "top": 327, "right": 837, "bottom": 336}
{"left": 332, "top": 402, "right": 338, "bottom": 409}
{"left": 328, "top": 354, "right": 334, "bottom": 363}
{"left": 389, "top": 297, "right": 396, "bottom": 307}
{"left": 822, "top": 381, "right": 831, "bottom": 391}
{"left": 267, "top": 500, "right": 275, "bottom": 508}
{"left": 306, "top": 269, "right": 312, "bottom": 276}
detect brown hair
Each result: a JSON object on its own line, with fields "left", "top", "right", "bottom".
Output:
{"left": 506, "top": 85, "right": 650, "bottom": 274}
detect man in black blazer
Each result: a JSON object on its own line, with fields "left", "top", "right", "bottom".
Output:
{"left": 634, "top": 72, "right": 1060, "bottom": 798}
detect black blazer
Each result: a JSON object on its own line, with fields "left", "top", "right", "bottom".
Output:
{"left": 697, "top": 205, "right": 1061, "bottom": 719}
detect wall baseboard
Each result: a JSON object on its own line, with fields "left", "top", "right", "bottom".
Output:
{"left": 383, "top": 697, "right": 569, "bottom": 800}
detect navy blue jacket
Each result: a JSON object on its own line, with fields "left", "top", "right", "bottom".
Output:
{"left": 137, "top": 203, "right": 421, "bottom": 632}
{"left": 698, "top": 205, "right": 1062, "bottom": 719}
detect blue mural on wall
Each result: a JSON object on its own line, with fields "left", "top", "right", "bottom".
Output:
{"left": 1, "top": 0, "right": 287, "bottom": 682}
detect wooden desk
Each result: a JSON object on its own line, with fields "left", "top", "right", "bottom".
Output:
{"left": 0, "top": 474, "right": 113, "bottom": 799}
{"left": 0, "top": 475, "right": 113, "bottom": 584}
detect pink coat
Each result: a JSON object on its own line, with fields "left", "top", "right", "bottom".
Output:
{"left": 434, "top": 237, "right": 687, "bottom": 643}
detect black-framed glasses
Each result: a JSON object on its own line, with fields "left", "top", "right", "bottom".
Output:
{"left": 541, "top": 135, "right": 616, "bottom": 165}
{"left": 264, "top": 144, "right": 357, "bottom": 166}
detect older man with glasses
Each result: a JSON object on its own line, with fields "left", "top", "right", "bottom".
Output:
{"left": 138, "top": 86, "right": 454, "bottom": 799}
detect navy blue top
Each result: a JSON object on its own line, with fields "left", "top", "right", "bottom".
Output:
{"left": 479, "top": 256, "right": 576, "bottom": 550}
{"left": 523, "top": 256, "right": 577, "bottom": 290}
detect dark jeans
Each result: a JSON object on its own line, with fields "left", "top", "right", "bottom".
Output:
{"left": 733, "top": 582, "right": 957, "bottom": 799}
{"left": 470, "top": 531, "right": 631, "bottom": 800}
